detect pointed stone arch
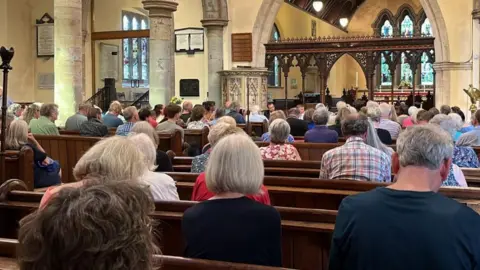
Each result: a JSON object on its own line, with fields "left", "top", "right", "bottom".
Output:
{"left": 371, "top": 9, "right": 396, "bottom": 36}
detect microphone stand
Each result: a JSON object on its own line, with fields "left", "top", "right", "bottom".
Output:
{"left": 0, "top": 47, "right": 14, "bottom": 182}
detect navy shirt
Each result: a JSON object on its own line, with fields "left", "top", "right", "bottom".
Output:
{"left": 304, "top": 125, "right": 339, "bottom": 143}
{"left": 330, "top": 187, "right": 480, "bottom": 270}
{"left": 102, "top": 113, "right": 123, "bottom": 128}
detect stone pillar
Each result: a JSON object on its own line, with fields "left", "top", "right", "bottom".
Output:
{"left": 202, "top": 0, "right": 228, "bottom": 105}
{"left": 142, "top": 0, "right": 178, "bottom": 106}
{"left": 54, "top": 0, "right": 83, "bottom": 126}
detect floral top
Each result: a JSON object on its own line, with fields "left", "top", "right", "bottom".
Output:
{"left": 261, "top": 132, "right": 295, "bottom": 143}
{"left": 259, "top": 144, "right": 302, "bottom": 161}
{"left": 191, "top": 151, "right": 210, "bottom": 173}
{"left": 187, "top": 121, "right": 209, "bottom": 130}
{"left": 453, "top": 146, "right": 480, "bottom": 168}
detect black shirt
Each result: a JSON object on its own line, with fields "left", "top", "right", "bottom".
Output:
{"left": 79, "top": 118, "right": 109, "bottom": 137}
{"left": 376, "top": 128, "right": 393, "bottom": 145}
{"left": 330, "top": 187, "right": 480, "bottom": 270}
{"left": 286, "top": 118, "right": 308, "bottom": 136}
{"left": 182, "top": 197, "right": 282, "bottom": 267}
{"left": 155, "top": 150, "right": 173, "bottom": 172}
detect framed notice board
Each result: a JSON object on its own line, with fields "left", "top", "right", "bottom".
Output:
{"left": 231, "top": 33, "right": 252, "bottom": 62}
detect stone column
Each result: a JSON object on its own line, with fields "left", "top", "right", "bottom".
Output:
{"left": 142, "top": 0, "right": 178, "bottom": 106}
{"left": 202, "top": 0, "right": 228, "bottom": 105}
{"left": 54, "top": 0, "right": 83, "bottom": 126}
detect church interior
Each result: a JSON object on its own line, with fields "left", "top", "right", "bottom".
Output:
{"left": 0, "top": 0, "right": 480, "bottom": 269}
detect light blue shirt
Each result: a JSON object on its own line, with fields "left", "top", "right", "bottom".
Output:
{"left": 247, "top": 114, "right": 268, "bottom": 123}
{"left": 458, "top": 126, "right": 480, "bottom": 146}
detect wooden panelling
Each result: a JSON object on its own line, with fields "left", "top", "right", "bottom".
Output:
{"left": 91, "top": 30, "right": 149, "bottom": 40}
{"left": 232, "top": 33, "right": 253, "bottom": 62}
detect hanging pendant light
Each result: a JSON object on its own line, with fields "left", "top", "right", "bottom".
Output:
{"left": 339, "top": 18, "right": 349, "bottom": 28}
{"left": 312, "top": 1, "right": 324, "bottom": 12}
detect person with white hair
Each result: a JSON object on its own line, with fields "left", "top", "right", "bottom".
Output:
{"left": 247, "top": 105, "right": 268, "bottom": 123}
{"left": 329, "top": 124, "right": 480, "bottom": 270}
{"left": 8, "top": 103, "right": 24, "bottom": 119}
{"left": 116, "top": 106, "right": 139, "bottom": 136}
{"left": 336, "top": 101, "right": 347, "bottom": 111}
{"left": 367, "top": 106, "right": 393, "bottom": 145}
{"left": 261, "top": 111, "right": 295, "bottom": 143}
{"left": 304, "top": 107, "right": 338, "bottom": 143}
{"left": 29, "top": 103, "right": 60, "bottom": 136}
{"left": 402, "top": 106, "right": 419, "bottom": 128}
{"left": 182, "top": 134, "right": 281, "bottom": 266}
{"left": 65, "top": 103, "right": 91, "bottom": 131}
{"left": 378, "top": 103, "right": 402, "bottom": 139}
{"left": 128, "top": 133, "right": 179, "bottom": 201}
{"left": 260, "top": 119, "right": 301, "bottom": 160}
{"left": 448, "top": 113, "right": 464, "bottom": 141}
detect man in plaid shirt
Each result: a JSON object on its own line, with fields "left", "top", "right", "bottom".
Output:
{"left": 320, "top": 115, "right": 391, "bottom": 182}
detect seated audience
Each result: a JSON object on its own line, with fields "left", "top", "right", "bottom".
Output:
{"left": 365, "top": 120, "right": 394, "bottom": 160}
{"left": 128, "top": 134, "right": 179, "bottom": 201}
{"left": 156, "top": 104, "right": 184, "bottom": 141}
{"left": 396, "top": 103, "right": 409, "bottom": 126}
{"left": 29, "top": 103, "right": 60, "bottom": 136}
{"left": 303, "top": 108, "right": 315, "bottom": 130}
{"left": 8, "top": 103, "right": 24, "bottom": 119}
{"left": 440, "top": 104, "right": 451, "bottom": 115}
{"left": 367, "top": 107, "right": 393, "bottom": 145}
{"left": 79, "top": 107, "right": 108, "bottom": 137}
{"left": 329, "top": 124, "right": 480, "bottom": 270}
{"left": 209, "top": 107, "right": 225, "bottom": 125}
{"left": 247, "top": 105, "right": 268, "bottom": 123}
{"left": 329, "top": 107, "right": 352, "bottom": 137}
{"left": 260, "top": 119, "right": 301, "bottom": 161}
{"left": 261, "top": 110, "right": 294, "bottom": 143}
{"left": 18, "top": 182, "right": 159, "bottom": 270}
{"left": 217, "top": 115, "right": 237, "bottom": 126}
{"left": 429, "top": 107, "right": 440, "bottom": 116}
{"left": 449, "top": 113, "right": 465, "bottom": 141}
{"left": 187, "top": 105, "right": 209, "bottom": 129}
{"left": 203, "top": 101, "right": 216, "bottom": 122}
{"left": 452, "top": 106, "right": 473, "bottom": 133}
{"left": 456, "top": 132, "right": 478, "bottom": 147}
{"left": 154, "top": 104, "right": 164, "bottom": 123}
{"left": 227, "top": 102, "right": 246, "bottom": 124}
{"left": 378, "top": 103, "right": 402, "bottom": 139}
{"left": 337, "top": 101, "right": 348, "bottom": 110}
{"left": 180, "top": 101, "right": 193, "bottom": 123}
{"left": 0, "top": 87, "right": 13, "bottom": 106}
{"left": 297, "top": 104, "right": 305, "bottom": 119}
{"left": 286, "top": 107, "right": 308, "bottom": 136}
{"left": 116, "top": 106, "right": 139, "bottom": 136}
{"left": 21, "top": 103, "right": 41, "bottom": 125}
{"left": 305, "top": 107, "right": 339, "bottom": 143}
{"left": 65, "top": 103, "right": 91, "bottom": 131}
{"left": 6, "top": 120, "right": 61, "bottom": 188}
{"left": 191, "top": 122, "right": 244, "bottom": 173}
{"left": 389, "top": 104, "right": 398, "bottom": 122}
{"left": 138, "top": 108, "right": 158, "bottom": 128}
{"left": 320, "top": 115, "right": 391, "bottom": 182}
{"left": 131, "top": 121, "right": 173, "bottom": 172}
{"left": 39, "top": 136, "right": 147, "bottom": 208}
{"left": 458, "top": 109, "right": 480, "bottom": 146}
{"left": 416, "top": 110, "right": 434, "bottom": 125}
{"left": 402, "top": 106, "right": 418, "bottom": 128}
{"left": 182, "top": 134, "right": 281, "bottom": 266}
{"left": 102, "top": 101, "right": 124, "bottom": 128}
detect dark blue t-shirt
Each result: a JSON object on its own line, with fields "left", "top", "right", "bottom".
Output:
{"left": 330, "top": 187, "right": 480, "bottom": 270}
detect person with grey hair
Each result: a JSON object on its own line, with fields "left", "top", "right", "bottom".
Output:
{"left": 367, "top": 106, "right": 393, "bottom": 145}
{"left": 29, "top": 103, "right": 60, "bottom": 135}
{"left": 448, "top": 112, "right": 464, "bottom": 141}
{"left": 458, "top": 109, "right": 480, "bottom": 146}
{"left": 378, "top": 103, "right": 402, "bottom": 139}
{"left": 304, "top": 108, "right": 338, "bottom": 143}
{"left": 65, "top": 103, "right": 91, "bottom": 131}
{"left": 402, "top": 106, "right": 419, "bottom": 128}
{"left": 329, "top": 124, "right": 480, "bottom": 270}
{"left": 8, "top": 103, "right": 24, "bottom": 119}
{"left": 79, "top": 107, "right": 108, "bottom": 137}
{"left": 440, "top": 104, "right": 451, "bottom": 115}
{"left": 182, "top": 134, "right": 281, "bottom": 266}
{"left": 226, "top": 101, "right": 246, "bottom": 124}
{"left": 259, "top": 119, "right": 301, "bottom": 160}
{"left": 247, "top": 105, "right": 268, "bottom": 123}
{"left": 115, "top": 106, "right": 139, "bottom": 136}
{"left": 286, "top": 107, "right": 308, "bottom": 136}
{"left": 0, "top": 110, "right": 15, "bottom": 133}
{"left": 320, "top": 114, "right": 391, "bottom": 182}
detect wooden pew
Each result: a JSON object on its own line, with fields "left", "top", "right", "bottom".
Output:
{"left": 0, "top": 238, "right": 293, "bottom": 270}
{"left": 237, "top": 122, "right": 269, "bottom": 137}
{"left": 59, "top": 128, "right": 116, "bottom": 136}
{"left": 184, "top": 127, "right": 209, "bottom": 150}
{"left": 3, "top": 149, "right": 34, "bottom": 191}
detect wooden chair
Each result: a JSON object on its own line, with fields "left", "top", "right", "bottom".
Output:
{"left": 4, "top": 149, "right": 34, "bottom": 191}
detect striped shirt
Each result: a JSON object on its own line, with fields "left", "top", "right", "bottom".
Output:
{"left": 378, "top": 118, "right": 402, "bottom": 139}
{"left": 319, "top": 137, "right": 391, "bottom": 182}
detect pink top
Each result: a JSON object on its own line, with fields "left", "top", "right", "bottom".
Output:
{"left": 259, "top": 144, "right": 302, "bottom": 161}
{"left": 402, "top": 116, "right": 414, "bottom": 128}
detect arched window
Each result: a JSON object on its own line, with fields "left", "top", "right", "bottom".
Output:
{"left": 381, "top": 53, "right": 392, "bottom": 86}
{"left": 268, "top": 24, "right": 281, "bottom": 87}
{"left": 400, "top": 52, "right": 413, "bottom": 85}
{"left": 421, "top": 52, "right": 434, "bottom": 85}
{"left": 381, "top": 20, "right": 393, "bottom": 37}
{"left": 400, "top": 15, "right": 414, "bottom": 37}
{"left": 421, "top": 18, "right": 432, "bottom": 37}
{"left": 122, "top": 11, "right": 149, "bottom": 87}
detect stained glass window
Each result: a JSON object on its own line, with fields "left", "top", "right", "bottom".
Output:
{"left": 381, "top": 53, "right": 392, "bottom": 86}
{"left": 401, "top": 15, "right": 414, "bottom": 37}
{"left": 381, "top": 20, "right": 393, "bottom": 37}
{"left": 421, "top": 52, "right": 434, "bottom": 85}
{"left": 122, "top": 11, "right": 149, "bottom": 87}
{"left": 268, "top": 24, "right": 281, "bottom": 87}
{"left": 401, "top": 52, "right": 413, "bottom": 85}
{"left": 421, "top": 18, "right": 432, "bottom": 37}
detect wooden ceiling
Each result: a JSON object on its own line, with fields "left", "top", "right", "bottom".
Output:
{"left": 286, "top": 0, "right": 366, "bottom": 29}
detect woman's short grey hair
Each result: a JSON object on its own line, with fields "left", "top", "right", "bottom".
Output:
{"left": 336, "top": 101, "right": 347, "bottom": 110}
{"left": 128, "top": 133, "right": 157, "bottom": 171}
{"left": 429, "top": 114, "right": 457, "bottom": 139}
{"left": 250, "top": 105, "right": 260, "bottom": 115}
{"left": 448, "top": 113, "right": 463, "bottom": 130}
{"left": 312, "top": 108, "right": 329, "bottom": 125}
{"left": 130, "top": 121, "right": 159, "bottom": 147}
{"left": 367, "top": 107, "right": 382, "bottom": 122}
{"left": 269, "top": 110, "right": 286, "bottom": 124}
{"left": 397, "top": 124, "right": 453, "bottom": 170}
{"left": 123, "top": 106, "right": 137, "bottom": 121}
{"left": 269, "top": 119, "right": 291, "bottom": 144}
{"left": 315, "top": 103, "right": 325, "bottom": 110}
{"left": 411, "top": 109, "right": 423, "bottom": 124}
{"left": 73, "top": 136, "right": 147, "bottom": 182}
{"left": 408, "top": 106, "right": 418, "bottom": 116}
{"left": 40, "top": 103, "right": 58, "bottom": 118}
{"left": 208, "top": 122, "right": 244, "bottom": 147}
{"left": 341, "top": 115, "right": 368, "bottom": 136}
{"left": 206, "top": 133, "right": 264, "bottom": 195}
{"left": 456, "top": 132, "right": 479, "bottom": 147}
{"left": 5, "top": 120, "right": 28, "bottom": 149}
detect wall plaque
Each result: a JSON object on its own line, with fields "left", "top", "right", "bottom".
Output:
{"left": 231, "top": 33, "right": 252, "bottom": 62}
{"left": 180, "top": 79, "right": 200, "bottom": 97}
{"left": 175, "top": 28, "right": 204, "bottom": 55}
{"left": 36, "top": 13, "right": 54, "bottom": 58}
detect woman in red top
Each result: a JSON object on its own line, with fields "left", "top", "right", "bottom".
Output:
{"left": 191, "top": 172, "right": 271, "bottom": 205}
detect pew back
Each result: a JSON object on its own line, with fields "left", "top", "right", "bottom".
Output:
{"left": 4, "top": 149, "right": 34, "bottom": 191}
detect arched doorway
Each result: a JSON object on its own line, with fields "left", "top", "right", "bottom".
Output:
{"left": 327, "top": 54, "right": 367, "bottom": 98}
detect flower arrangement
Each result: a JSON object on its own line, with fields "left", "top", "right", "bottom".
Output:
{"left": 398, "top": 81, "right": 412, "bottom": 89}
{"left": 170, "top": 96, "right": 183, "bottom": 105}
